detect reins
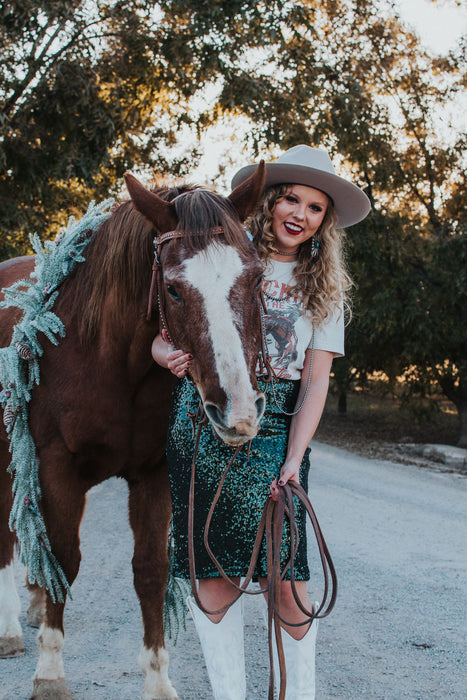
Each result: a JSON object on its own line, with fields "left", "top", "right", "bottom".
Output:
{"left": 187, "top": 404, "right": 338, "bottom": 700}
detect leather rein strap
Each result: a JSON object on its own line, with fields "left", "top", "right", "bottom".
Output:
{"left": 187, "top": 408, "right": 338, "bottom": 700}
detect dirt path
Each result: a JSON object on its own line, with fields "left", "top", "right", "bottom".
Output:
{"left": 2, "top": 442, "right": 466, "bottom": 699}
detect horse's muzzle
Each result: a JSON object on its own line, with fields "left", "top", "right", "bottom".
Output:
{"left": 204, "top": 392, "right": 265, "bottom": 446}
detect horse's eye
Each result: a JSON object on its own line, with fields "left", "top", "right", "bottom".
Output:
{"left": 167, "top": 284, "right": 181, "bottom": 301}
{"left": 254, "top": 273, "right": 263, "bottom": 291}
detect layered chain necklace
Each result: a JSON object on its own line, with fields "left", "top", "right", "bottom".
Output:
{"left": 259, "top": 249, "right": 316, "bottom": 415}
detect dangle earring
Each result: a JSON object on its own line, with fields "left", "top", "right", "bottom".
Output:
{"left": 311, "top": 236, "right": 320, "bottom": 258}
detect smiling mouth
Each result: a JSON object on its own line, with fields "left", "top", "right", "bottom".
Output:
{"left": 284, "top": 222, "right": 303, "bottom": 235}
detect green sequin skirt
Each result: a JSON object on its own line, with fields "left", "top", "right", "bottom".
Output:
{"left": 166, "top": 377, "right": 311, "bottom": 580}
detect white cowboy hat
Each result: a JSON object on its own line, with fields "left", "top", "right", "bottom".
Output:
{"left": 231, "top": 145, "right": 371, "bottom": 228}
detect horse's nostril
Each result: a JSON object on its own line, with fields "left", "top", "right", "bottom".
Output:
{"left": 255, "top": 394, "right": 266, "bottom": 421}
{"left": 204, "top": 402, "right": 226, "bottom": 428}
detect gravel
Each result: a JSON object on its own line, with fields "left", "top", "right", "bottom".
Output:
{"left": 1, "top": 441, "right": 466, "bottom": 699}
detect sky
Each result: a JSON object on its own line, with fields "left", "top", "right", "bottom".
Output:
{"left": 187, "top": 0, "right": 466, "bottom": 187}
{"left": 397, "top": 0, "right": 466, "bottom": 53}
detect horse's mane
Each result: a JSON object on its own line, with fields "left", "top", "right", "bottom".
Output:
{"left": 64, "top": 184, "right": 251, "bottom": 345}
{"left": 66, "top": 200, "right": 151, "bottom": 345}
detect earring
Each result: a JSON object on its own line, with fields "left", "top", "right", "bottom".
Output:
{"left": 311, "top": 237, "right": 320, "bottom": 258}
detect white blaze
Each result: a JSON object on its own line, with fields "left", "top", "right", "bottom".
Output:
{"left": 183, "top": 244, "right": 257, "bottom": 426}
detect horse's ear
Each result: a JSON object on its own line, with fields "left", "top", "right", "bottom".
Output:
{"left": 124, "top": 172, "right": 178, "bottom": 232}
{"left": 228, "top": 161, "right": 266, "bottom": 222}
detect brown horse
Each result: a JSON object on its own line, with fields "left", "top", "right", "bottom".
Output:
{"left": 0, "top": 163, "right": 265, "bottom": 699}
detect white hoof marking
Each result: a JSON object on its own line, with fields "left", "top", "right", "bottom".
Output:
{"left": 34, "top": 625, "right": 65, "bottom": 680}
{"left": 140, "top": 645, "right": 178, "bottom": 699}
{"left": 0, "top": 564, "right": 22, "bottom": 637}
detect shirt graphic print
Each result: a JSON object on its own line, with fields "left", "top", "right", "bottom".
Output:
{"left": 262, "top": 260, "right": 345, "bottom": 380}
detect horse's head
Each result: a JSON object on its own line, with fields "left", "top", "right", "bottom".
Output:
{"left": 125, "top": 164, "right": 267, "bottom": 446}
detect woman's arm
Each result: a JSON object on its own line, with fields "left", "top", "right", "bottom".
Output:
{"left": 270, "top": 348, "right": 333, "bottom": 496}
{"left": 151, "top": 331, "right": 192, "bottom": 377}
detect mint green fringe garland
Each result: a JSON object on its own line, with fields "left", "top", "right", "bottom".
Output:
{"left": 0, "top": 198, "right": 189, "bottom": 641}
{"left": 0, "top": 200, "right": 114, "bottom": 602}
{"left": 164, "top": 526, "right": 190, "bottom": 644}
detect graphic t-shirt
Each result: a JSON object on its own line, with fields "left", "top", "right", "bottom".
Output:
{"left": 262, "top": 259, "right": 344, "bottom": 380}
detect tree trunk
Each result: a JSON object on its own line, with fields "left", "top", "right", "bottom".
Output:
{"left": 437, "top": 369, "right": 467, "bottom": 448}
{"left": 456, "top": 405, "right": 467, "bottom": 448}
{"left": 333, "top": 358, "right": 353, "bottom": 415}
{"left": 338, "top": 390, "right": 347, "bottom": 414}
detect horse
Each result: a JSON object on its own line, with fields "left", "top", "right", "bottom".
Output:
{"left": 0, "top": 162, "right": 266, "bottom": 700}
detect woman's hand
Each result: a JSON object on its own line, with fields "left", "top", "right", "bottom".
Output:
{"left": 269, "top": 459, "right": 301, "bottom": 501}
{"left": 167, "top": 347, "right": 192, "bottom": 377}
{"left": 269, "top": 349, "right": 333, "bottom": 502}
{"left": 151, "top": 330, "right": 192, "bottom": 377}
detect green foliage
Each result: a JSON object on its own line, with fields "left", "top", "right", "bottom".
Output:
{"left": 0, "top": 0, "right": 203, "bottom": 252}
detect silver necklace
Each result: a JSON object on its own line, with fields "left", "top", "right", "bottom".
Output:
{"left": 259, "top": 301, "right": 314, "bottom": 416}
{"left": 270, "top": 332, "right": 314, "bottom": 416}
{"left": 264, "top": 250, "right": 297, "bottom": 300}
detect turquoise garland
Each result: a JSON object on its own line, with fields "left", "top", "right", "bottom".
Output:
{"left": 0, "top": 197, "right": 189, "bottom": 639}
{"left": 164, "top": 526, "right": 190, "bottom": 644}
{"left": 0, "top": 200, "right": 114, "bottom": 602}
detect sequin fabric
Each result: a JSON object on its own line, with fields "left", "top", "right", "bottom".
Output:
{"left": 167, "top": 377, "right": 310, "bottom": 581}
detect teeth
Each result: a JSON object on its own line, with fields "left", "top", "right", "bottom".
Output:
{"left": 285, "top": 222, "right": 302, "bottom": 232}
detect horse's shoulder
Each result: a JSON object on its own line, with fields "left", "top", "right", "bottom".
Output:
{"left": 0, "top": 255, "right": 36, "bottom": 287}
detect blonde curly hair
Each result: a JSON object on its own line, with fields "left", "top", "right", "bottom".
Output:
{"left": 247, "top": 184, "right": 352, "bottom": 328}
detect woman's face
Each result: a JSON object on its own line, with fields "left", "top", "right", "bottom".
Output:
{"left": 271, "top": 184, "right": 329, "bottom": 253}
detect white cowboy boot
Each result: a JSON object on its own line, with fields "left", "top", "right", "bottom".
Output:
{"left": 266, "top": 603, "right": 319, "bottom": 699}
{"left": 278, "top": 618, "right": 319, "bottom": 698}
{"left": 187, "top": 596, "right": 246, "bottom": 700}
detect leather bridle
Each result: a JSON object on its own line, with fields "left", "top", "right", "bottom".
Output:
{"left": 147, "top": 225, "right": 272, "bottom": 378}
{"left": 147, "top": 226, "right": 224, "bottom": 337}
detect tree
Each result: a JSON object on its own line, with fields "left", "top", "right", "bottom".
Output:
{"left": 1, "top": 0, "right": 287, "bottom": 253}
{"left": 215, "top": 0, "right": 467, "bottom": 444}
{"left": 0, "top": 1, "right": 173, "bottom": 254}
{"left": 335, "top": 6, "right": 467, "bottom": 445}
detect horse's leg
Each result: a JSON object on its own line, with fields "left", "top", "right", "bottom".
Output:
{"left": 0, "top": 441, "right": 24, "bottom": 658}
{"left": 127, "top": 462, "right": 178, "bottom": 700}
{"left": 31, "top": 462, "right": 86, "bottom": 700}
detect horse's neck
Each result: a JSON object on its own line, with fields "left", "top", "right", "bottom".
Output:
{"left": 122, "top": 317, "right": 157, "bottom": 385}
{"left": 94, "top": 313, "right": 155, "bottom": 383}
{"left": 56, "top": 281, "right": 156, "bottom": 386}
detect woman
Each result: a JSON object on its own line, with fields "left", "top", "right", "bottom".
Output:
{"left": 152, "top": 145, "right": 370, "bottom": 699}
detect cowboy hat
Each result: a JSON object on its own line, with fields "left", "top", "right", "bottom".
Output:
{"left": 231, "top": 145, "right": 371, "bottom": 227}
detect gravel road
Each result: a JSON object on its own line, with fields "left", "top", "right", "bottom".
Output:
{"left": 2, "top": 442, "right": 466, "bottom": 699}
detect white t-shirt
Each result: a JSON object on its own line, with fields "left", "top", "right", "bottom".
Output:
{"left": 262, "top": 259, "right": 344, "bottom": 380}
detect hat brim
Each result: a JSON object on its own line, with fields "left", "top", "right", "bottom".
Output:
{"left": 231, "top": 162, "right": 371, "bottom": 228}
